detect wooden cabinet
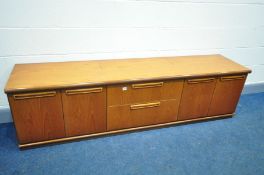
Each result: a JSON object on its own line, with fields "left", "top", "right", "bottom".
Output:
{"left": 178, "top": 77, "right": 216, "bottom": 120}
{"left": 4, "top": 55, "right": 251, "bottom": 148}
{"left": 208, "top": 75, "right": 247, "bottom": 116}
{"left": 61, "top": 87, "right": 106, "bottom": 137}
{"left": 8, "top": 91, "right": 65, "bottom": 144}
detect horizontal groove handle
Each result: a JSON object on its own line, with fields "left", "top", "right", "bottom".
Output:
{"left": 132, "top": 82, "right": 163, "bottom": 89}
{"left": 65, "top": 87, "right": 103, "bottom": 95}
{"left": 220, "top": 75, "right": 245, "bottom": 81}
{"left": 13, "top": 91, "right": 56, "bottom": 100}
{"left": 130, "top": 101, "right": 161, "bottom": 110}
{"left": 187, "top": 78, "right": 215, "bottom": 84}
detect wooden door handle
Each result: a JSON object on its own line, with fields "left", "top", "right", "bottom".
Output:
{"left": 187, "top": 78, "right": 215, "bottom": 84}
{"left": 13, "top": 91, "right": 56, "bottom": 100}
{"left": 220, "top": 75, "right": 245, "bottom": 81}
{"left": 130, "top": 102, "right": 161, "bottom": 110}
{"left": 132, "top": 82, "right": 163, "bottom": 89}
{"left": 65, "top": 87, "right": 103, "bottom": 95}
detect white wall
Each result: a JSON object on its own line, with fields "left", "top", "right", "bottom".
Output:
{"left": 0, "top": 0, "right": 264, "bottom": 119}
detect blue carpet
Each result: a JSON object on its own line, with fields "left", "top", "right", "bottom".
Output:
{"left": 0, "top": 92, "right": 264, "bottom": 175}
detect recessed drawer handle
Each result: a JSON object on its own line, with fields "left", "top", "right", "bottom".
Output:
{"left": 132, "top": 82, "right": 163, "bottom": 89}
{"left": 65, "top": 87, "right": 103, "bottom": 95}
{"left": 220, "top": 75, "right": 245, "bottom": 81}
{"left": 13, "top": 91, "right": 56, "bottom": 100}
{"left": 130, "top": 102, "right": 161, "bottom": 110}
{"left": 187, "top": 78, "right": 215, "bottom": 84}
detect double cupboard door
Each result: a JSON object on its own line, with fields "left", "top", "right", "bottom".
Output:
{"left": 9, "top": 86, "right": 106, "bottom": 144}
{"left": 178, "top": 74, "right": 246, "bottom": 120}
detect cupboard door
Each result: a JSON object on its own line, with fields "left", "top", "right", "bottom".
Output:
{"left": 208, "top": 75, "right": 246, "bottom": 116}
{"left": 8, "top": 91, "right": 65, "bottom": 144}
{"left": 62, "top": 87, "right": 106, "bottom": 137}
{"left": 178, "top": 77, "right": 216, "bottom": 120}
{"left": 108, "top": 99, "right": 179, "bottom": 131}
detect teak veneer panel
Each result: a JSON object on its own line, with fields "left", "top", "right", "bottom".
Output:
{"left": 5, "top": 55, "right": 251, "bottom": 93}
{"left": 8, "top": 91, "right": 65, "bottom": 144}
{"left": 61, "top": 87, "right": 106, "bottom": 137}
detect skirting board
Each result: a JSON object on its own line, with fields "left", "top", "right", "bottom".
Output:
{"left": 0, "top": 82, "right": 263, "bottom": 124}
{"left": 0, "top": 106, "right": 13, "bottom": 123}
{"left": 242, "top": 82, "right": 264, "bottom": 94}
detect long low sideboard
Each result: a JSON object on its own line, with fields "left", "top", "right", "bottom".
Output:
{"left": 4, "top": 54, "right": 251, "bottom": 148}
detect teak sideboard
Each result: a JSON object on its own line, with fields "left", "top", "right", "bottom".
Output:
{"left": 4, "top": 55, "right": 251, "bottom": 148}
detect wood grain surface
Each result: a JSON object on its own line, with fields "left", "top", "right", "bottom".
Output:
{"left": 4, "top": 54, "right": 251, "bottom": 93}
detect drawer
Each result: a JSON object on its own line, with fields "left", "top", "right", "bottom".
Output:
{"left": 107, "top": 80, "right": 184, "bottom": 106}
{"left": 107, "top": 99, "right": 180, "bottom": 131}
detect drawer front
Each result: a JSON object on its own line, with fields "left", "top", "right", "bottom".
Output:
{"left": 178, "top": 77, "right": 216, "bottom": 120}
{"left": 107, "top": 80, "right": 184, "bottom": 106}
{"left": 61, "top": 87, "right": 106, "bottom": 137}
{"left": 208, "top": 74, "right": 246, "bottom": 115}
{"left": 107, "top": 99, "right": 180, "bottom": 131}
{"left": 8, "top": 91, "right": 65, "bottom": 144}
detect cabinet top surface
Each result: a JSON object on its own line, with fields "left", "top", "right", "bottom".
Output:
{"left": 5, "top": 54, "right": 251, "bottom": 93}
